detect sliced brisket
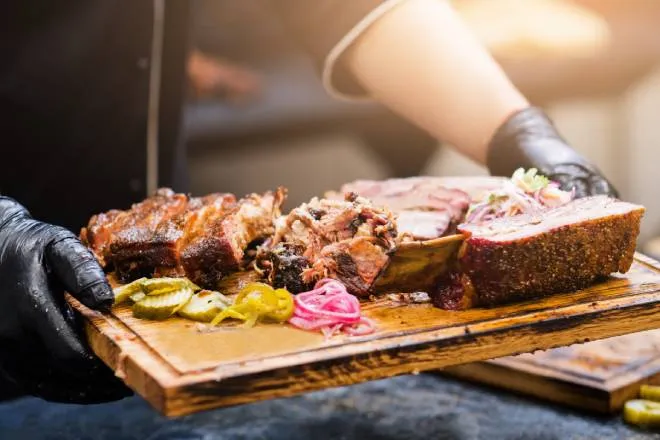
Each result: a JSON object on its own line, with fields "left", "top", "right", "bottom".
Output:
{"left": 334, "top": 177, "right": 471, "bottom": 240}
{"left": 432, "top": 196, "right": 645, "bottom": 309}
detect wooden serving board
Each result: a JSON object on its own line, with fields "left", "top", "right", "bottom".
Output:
{"left": 444, "top": 328, "right": 660, "bottom": 414}
{"left": 69, "top": 253, "right": 660, "bottom": 417}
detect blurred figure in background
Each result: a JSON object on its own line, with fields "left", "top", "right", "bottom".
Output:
{"left": 186, "top": 48, "right": 261, "bottom": 103}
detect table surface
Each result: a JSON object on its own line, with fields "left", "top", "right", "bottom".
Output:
{"left": 0, "top": 374, "right": 657, "bottom": 440}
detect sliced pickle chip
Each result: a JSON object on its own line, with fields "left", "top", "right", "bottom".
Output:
{"left": 142, "top": 277, "right": 200, "bottom": 294}
{"left": 130, "top": 292, "right": 147, "bottom": 303}
{"left": 132, "top": 288, "right": 193, "bottom": 320}
{"left": 624, "top": 399, "right": 660, "bottom": 427}
{"left": 640, "top": 385, "right": 660, "bottom": 402}
{"left": 177, "top": 290, "right": 231, "bottom": 322}
{"left": 113, "top": 277, "right": 147, "bottom": 304}
{"left": 144, "top": 285, "right": 182, "bottom": 297}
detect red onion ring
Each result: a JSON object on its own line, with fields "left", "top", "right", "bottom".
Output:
{"left": 288, "top": 278, "right": 376, "bottom": 338}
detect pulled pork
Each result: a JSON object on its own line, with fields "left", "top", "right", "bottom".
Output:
{"left": 256, "top": 193, "right": 397, "bottom": 297}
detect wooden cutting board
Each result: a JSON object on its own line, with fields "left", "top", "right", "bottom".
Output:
{"left": 69, "top": 253, "right": 660, "bottom": 417}
{"left": 444, "top": 328, "right": 660, "bottom": 414}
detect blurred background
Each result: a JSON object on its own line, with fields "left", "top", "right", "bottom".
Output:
{"left": 181, "top": 0, "right": 660, "bottom": 255}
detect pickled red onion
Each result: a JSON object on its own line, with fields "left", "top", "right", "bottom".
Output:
{"left": 288, "top": 279, "right": 376, "bottom": 338}
{"left": 465, "top": 172, "right": 575, "bottom": 225}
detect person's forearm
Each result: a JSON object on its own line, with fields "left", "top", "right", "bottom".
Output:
{"left": 345, "top": 0, "right": 529, "bottom": 164}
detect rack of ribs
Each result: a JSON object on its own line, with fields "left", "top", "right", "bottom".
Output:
{"left": 81, "top": 187, "right": 286, "bottom": 289}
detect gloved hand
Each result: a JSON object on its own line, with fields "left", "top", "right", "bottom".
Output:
{"left": 487, "top": 107, "right": 619, "bottom": 198}
{"left": 0, "top": 197, "right": 131, "bottom": 403}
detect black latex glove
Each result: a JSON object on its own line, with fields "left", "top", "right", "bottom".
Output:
{"left": 0, "top": 197, "right": 131, "bottom": 403}
{"left": 487, "top": 106, "right": 619, "bottom": 198}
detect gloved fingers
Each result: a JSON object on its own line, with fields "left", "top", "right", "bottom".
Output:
{"left": 571, "top": 179, "right": 590, "bottom": 199}
{"left": 0, "top": 197, "right": 30, "bottom": 228}
{"left": 590, "top": 176, "right": 619, "bottom": 198}
{"left": 23, "top": 266, "right": 101, "bottom": 377}
{"left": 552, "top": 174, "right": 580, "bottom": 196}
{"left": 45, "top": 228, "right": 114, "bottom": 312}
{"left": 551, "top": 171, "right": 589, "bottom": 199}
{"left": 554, "top": 172, "right": 618, "bottom": 199}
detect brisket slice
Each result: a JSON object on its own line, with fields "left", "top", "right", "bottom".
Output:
{"left": 257, "top": 193, "right": 397, "bottom": 296}
{"left": 429, "top": 176, "right": 508, "bottom": 201}
{"left": 81, "top": 187, "right": 285, "bottom": 289}
{"left": 432, "top": 196, "right": 645, "bottom": 309}
{"left": 332, "top": 177, "right": 471, "bottom": 240}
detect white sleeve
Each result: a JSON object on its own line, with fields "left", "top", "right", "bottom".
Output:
{"left": 321, "top": 0, "right": 411, "bottom": 101}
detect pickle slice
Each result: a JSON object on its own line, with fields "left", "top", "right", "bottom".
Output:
{"left": 142, "top": 278, "right": 200, "bottom": 294}
{"left": 130, "top": 292, "right": 147, "bottom": 303}
{"left": 640, "top": 385, "right": 660, "bottom": 402}
{"left": 177, "top": 290, "right": 231, "bottom": 322}
{"left": 113, "top": 277, "right": 147, "bottom": 305}
{"left": 132, "top": 288, "right": 193, "bottom": 320}
{"left": 624, "top": 400, "right": 660, "bottom": 427}
{"left": 144, "top": 285, "right": 182, "bottom": 297}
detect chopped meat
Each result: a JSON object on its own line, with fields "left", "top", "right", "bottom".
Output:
{"left": 216, "top": 270, "right": 265, "bottom": 296}
{"left": 258, "top": 194, "right": 397, "bottom": 296}
{"left": 331, "top": 177, "right": 471, "bottom": 240}
{"left": 81, "top": 187, "right": 285, "bottom": 289}
{"left": 308, "top": 237, "right": 391, "bottom": 295}
{"left": 432, "top": 196, "right": 645, "bottom": 309}
{"left": 256, "top": 243, "right": 311, "bottom": 294}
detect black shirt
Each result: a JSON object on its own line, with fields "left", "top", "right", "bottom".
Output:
{"left": 0, "top": 0, "right": 387, "bottom": 231}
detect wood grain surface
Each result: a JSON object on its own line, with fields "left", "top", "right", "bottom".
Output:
{"left": 68, "top": 253, "right": 660, "bottom": 417}
{"left": 444, "top": 327, "right": 660, "bottom": 413}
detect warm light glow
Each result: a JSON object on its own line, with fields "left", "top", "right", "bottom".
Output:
{"left": 452, "top": 0, "right": 611, "bottom": 58}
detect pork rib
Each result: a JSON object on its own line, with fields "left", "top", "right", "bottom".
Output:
{"left": 81, "top": 187, "right": 285, "bottom": 289}
{"left": 82, "top": 188, "right": 192, "bottom": 268}
{"left": 180, "top": 190, "right": 284, "bottom": 288}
